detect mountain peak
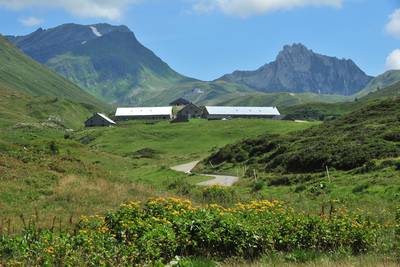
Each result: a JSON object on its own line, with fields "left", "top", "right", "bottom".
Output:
{"left": 7, "top": 22, "right": 186, "bottom": 105}
{"left": 220, "top": 43, "right": 373, "bottom": 96}
{"left": 275, "top": 43, "right": 314, "bottom": 66}
{"left": 281, "top": 43, "right": 310, "bottom": 53}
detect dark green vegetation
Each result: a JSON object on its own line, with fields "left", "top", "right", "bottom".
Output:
{"left": 203, "top": 97, "right": 400, "bottom": 173}
{"left": 2, "top": 198, "right": 393, "bottom": 266}
{"left": 193, "top": 96, "right": 400, "bottom": 228}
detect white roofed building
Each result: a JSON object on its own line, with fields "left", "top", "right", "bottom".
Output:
{"left": 203, "top": 106, "right": 280, "bottom": 120}
{"left": 85, "top": 113, "right": 116, "bottom": 127}
{"left": 115, "top": 107, "right": 173, "bottom": 121}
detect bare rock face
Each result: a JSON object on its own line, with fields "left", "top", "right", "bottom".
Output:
{"left": 220, "top": 43, "right": 373, "bottom": 96}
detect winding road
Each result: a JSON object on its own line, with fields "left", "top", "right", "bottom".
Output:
{"left": 171, "top": 161, "right": 239, "bottom": 187}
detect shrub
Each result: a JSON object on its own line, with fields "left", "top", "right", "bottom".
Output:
{"left": 252, "top": 181, "right": 264, "bottom": 192}
{"left": 48, "top": 141, "right": 59, "bottom": 155}
{"left": 125, "top": 148, "right": 159, "bottom": 159}
{"left": 0, "top": 198, "right": 379, "bottom": 265}
{"left": 294, "top": 185, "right": 307, "bottom": 193}
{"left": 201, "top": 185, "right": 238, "bottom": 205}
{"left": 396, "top": 161, "right": 400, "bottom": 171}
{"left": 268, "top": 176, "right": 291, "bottom": 186}
{"left": 168, "top": 179, "right": 192, "bottom": 195}
{"left": 79, "top": 135, "right": 96, "bottom": 145}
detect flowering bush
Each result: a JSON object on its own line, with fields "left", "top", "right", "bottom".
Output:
{"left": 0, "top": 198, "right": 379, "bottom": 266}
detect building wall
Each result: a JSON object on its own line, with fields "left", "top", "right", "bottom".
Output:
{"left": 206, "top": 114, "right": 276, "bottom": 120}
{"left": 85, "top": 115, "right": 112, "bottom": 127}
{"left": 178, "top": 105, "right": 203, "bottom": 119}
{"left": 115, "top": 115, "right": 171, "bottom": 121}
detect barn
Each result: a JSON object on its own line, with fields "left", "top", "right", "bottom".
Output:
{"left": 169, "top": 98, "right": 191, "bottom": 106}
{"left": 85, "top": 113, "right": 116, "bottom": 127}
{"left": 115, "top": 107, "right": 173, "bottom": 121}
{"left": 203, "top": 106, "right": 281, "bottom": 120}
{"left": 176, "top": 103, "right": 203, "bottom": 120}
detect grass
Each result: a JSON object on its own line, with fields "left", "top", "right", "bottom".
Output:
{"left": 0, "top": 36, "right": 106, "bottom": 110}
{"left": 195, "top": 97, "right": 400, "bottom": 224}
{"left": 219, "top": 254, "right": 399, "bottom": 267}
{"left": 0, "top": 118, "right": 312, "bottom": 228}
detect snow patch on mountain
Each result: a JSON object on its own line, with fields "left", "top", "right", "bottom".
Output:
{"left": 90, "top": 26, "right": 102, "bottom": 37}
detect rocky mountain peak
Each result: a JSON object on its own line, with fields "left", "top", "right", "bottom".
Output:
{"left": 220, "top": 43, "right": 374, "bottom": 96}
{"left": 278, "top": 43, "right": 311, "bottom": 58}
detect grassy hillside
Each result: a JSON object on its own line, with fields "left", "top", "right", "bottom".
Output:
{"left": 280, "top": 81, "right": 400, "bottom": 121}
{"left": 5, "top": 118, "right": 396, "bottom": 266}
{"left": 0, "top": 119, "right": 310, "bottom": 224}
{"left": 281, "top": 101, "right": 358, "bottom": 120}
{"left": 193, "top": 97, "right": 400, "bottom": 237}
{"left": 0, "top": 87, "right": 100, "bottom": 129}
{"left": 205, "top": 91, "right": 349, "bottom": 108}
{"left": 203, "top": 97, "right": 400, "bottom": 174}
{"left": 355, "top": 70, "right": 400, "bottom": 98}
{"left": 0, "top": 36, "right": 109, "bottom": 128}
{"left": 0, "top": 36, "right": 106, "bottom": 108}
{"left": 361, "top": 80, "right": 400, "bottom": 100}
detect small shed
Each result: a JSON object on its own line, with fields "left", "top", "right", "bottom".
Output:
{"left": 176, "top": 103, "right": 203, "bottom": 120}
{"left": 85, "top": 113, "right": 116, "bottom": 127}
{"left": 169, "top": 98, "right": 191, "bottom": 106}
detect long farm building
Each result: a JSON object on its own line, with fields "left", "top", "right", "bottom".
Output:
{"left": 115, "top": 107, "right": 173, "bottom": 121}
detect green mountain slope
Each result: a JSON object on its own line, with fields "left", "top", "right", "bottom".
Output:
{"left": 355, "top": 70, "right": 400, "bottom": 98}
{"left": 8, "top": 23, "right": 194, "bottom": 105}
{"left": 280, "top": 76, "right": 400, "bottom": 120}
{"left": 0, "top": 36, "right": 108, "bottom": 128}
{"left": 202, "top": 91, "right": 349, "bottom": 108}
{"left": 201, "top": 96, "right": 400, "bottom": 173}
{"left": 361, "top": 80, "right": 400, "bottom": 100}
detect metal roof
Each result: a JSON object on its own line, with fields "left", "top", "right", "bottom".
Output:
{"left": 97, "top": 113, "right": 116, "bottom": 124}
{"left": 115, "top": 107, "right": 173, "bottom": 117}
{"left": 169, "top": 98, "right": 191, "bottom": 105}
{"left": 205, "top": 106, "right": 280, "bottom": 116}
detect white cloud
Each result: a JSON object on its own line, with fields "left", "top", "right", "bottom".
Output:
{"left": 193, "top": 0, "right": 343, "bottom": 17}
{"left": 0, "top": 0, "right": 139, "bottom": 20}
{"left": 386, "top": 8, "right": 400, "bottom": 38}
{"left": 18, "top": 16, "right": 43, "bottom": 27}
{"left": 385, "top": 49, "right": 400, "bottom": 71}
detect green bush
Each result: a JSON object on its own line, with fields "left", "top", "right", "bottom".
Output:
{"left": 0, "top": 198, "right": 379, "bottom": 265}
{"left": 48, "top": 141, "right": 59, "bottom": 155}
{"left": 168, "top": 179, "right": 192, "bottom": 195}
{"left": 252, "top": 181, "right": 264, "bottom": 192}
{"left": 201, "top": 185, "right": 238, "bottom": 205}
{"left": 395, "top": 162, "right": 400, "bottom": 171}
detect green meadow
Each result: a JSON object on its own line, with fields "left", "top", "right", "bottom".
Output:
{"left": 0, "top": 118, "right": 312, "bottom": 226}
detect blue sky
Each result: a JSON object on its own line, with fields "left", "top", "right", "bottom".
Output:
{"left": 0, "top": 0, "right": 399, "bottom": 81}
